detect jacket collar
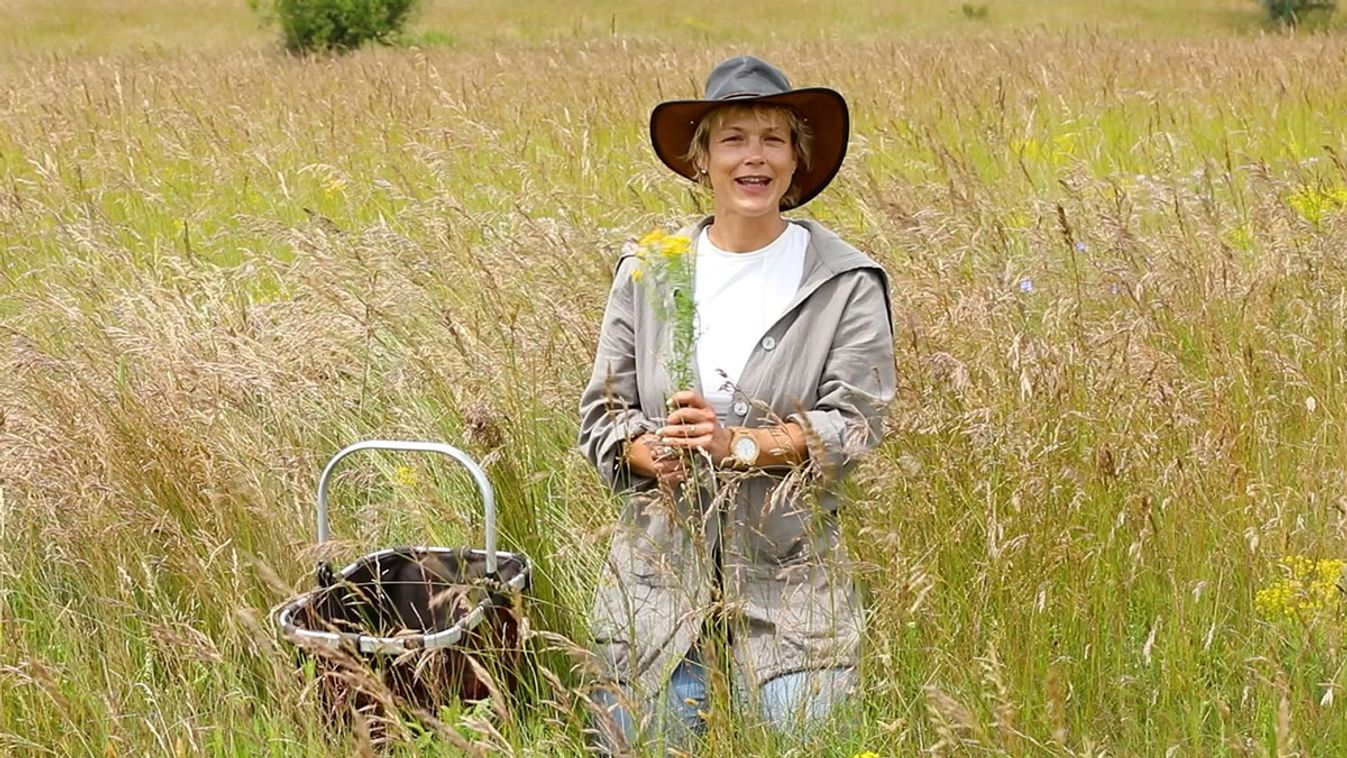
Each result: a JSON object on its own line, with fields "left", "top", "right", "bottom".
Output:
{"left": 683, "top": 216, "right": 882, "bottom": 274}
{"left": 680, "top": 216, "right": 892, "bottom": 330}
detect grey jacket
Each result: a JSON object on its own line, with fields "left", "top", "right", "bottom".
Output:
{"left": 578, "top": 217, "right": 896, "bottom": 698}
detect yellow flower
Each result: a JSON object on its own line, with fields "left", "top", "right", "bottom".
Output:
{"left": 634, "top": 229, "right": 690, "bottom": 261}
{"left": 630, "top": 230, "right": 689, "bottom": 284}
{"left": 393, "top": 465, "right": 417, "bottom": 488}
{"left": 1222, "top": 223, "right": 1254, "bottom": 252}
{"left": 657, "top": 235, "right": 691, "bottom": 260}
{"left": 1287, "top": 185, "right": 1347, "bottom": 226}
{"left": 851, "top": 752, "right": 881, "bottom": 758}
{"left": 1317, "top": 559, "right": 1345, "bottom": 584}
{"left": 638, "top": 229, "right": 669, "bottom": 247}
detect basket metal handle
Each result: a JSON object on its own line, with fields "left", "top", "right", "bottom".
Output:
{"left": 315, "top": 439, "right": 498, "bottom": 576}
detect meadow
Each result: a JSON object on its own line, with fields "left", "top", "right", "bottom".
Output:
{"left": 3, "top": 0, "right": 1347, "bottom": 754}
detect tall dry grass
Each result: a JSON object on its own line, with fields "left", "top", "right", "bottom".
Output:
{"left": 3, "top": 9, "right": 1347, "bottom": 755}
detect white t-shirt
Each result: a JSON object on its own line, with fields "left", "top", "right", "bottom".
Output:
{"left": 694, "top": 223, "right": 809, "bottom": 418}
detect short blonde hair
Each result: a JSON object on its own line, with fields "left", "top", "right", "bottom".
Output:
{"left": 683, "top": 103, "right": 814, "bottom": 208}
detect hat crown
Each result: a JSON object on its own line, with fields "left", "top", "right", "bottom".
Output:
{"left": 704, "top": 56, "right": 793, "bottom": 100}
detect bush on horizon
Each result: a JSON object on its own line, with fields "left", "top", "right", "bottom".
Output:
{"left": 249, "top": 0, "right": 421, "bottom": 54}
{"left": 1259, "top": 0, "right": 1336, "bottom": 25}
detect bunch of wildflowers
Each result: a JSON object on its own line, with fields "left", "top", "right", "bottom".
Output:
{"left": 630, "top": 230, "right": 696, "bottom": 391}
{"left": 1286, "top": 183, "right": 1347, "bottom": 227}
{"left": 1255, "top": 555, "right": 1346, "bottom": 624}
{"left": 629, "top": 229, "right": 718, "bottom": 494}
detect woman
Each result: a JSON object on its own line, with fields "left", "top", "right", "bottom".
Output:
{"left": 578, "top": 55, "right": 895, "bottom": 752}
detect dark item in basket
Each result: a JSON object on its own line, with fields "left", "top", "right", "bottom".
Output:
{"left": 286, "top": 546, "right": 528, "bottom": 719}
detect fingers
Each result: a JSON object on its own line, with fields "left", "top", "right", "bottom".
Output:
{"left": 656, "top": 421, "right": 717, "bottom": 450}
{"left": 658, "top": 433, "right": 716, "bottom": 449}
{"left": 659, "top": 405, "right": 718, "bottom": 449}
{"left": 652, "top": 453, "right": 687, "bottom": 488}
{"left": 656, "top": 419, "right": 716, "bottom": 439}
{"left": 668, "top": 390, "right": 710, "bottom": 411}
{"left": 646, "top": 439, "right": 691, "bottom": 488}
{"left": 648, "top": 439, "right": 683, "bottom": 462}
{"left": 664, "top": 405, "right": 715, "bottom": 425}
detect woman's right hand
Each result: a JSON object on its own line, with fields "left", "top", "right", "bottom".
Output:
{"left": 626, "top": 433, "right": 688, "bottom": 489}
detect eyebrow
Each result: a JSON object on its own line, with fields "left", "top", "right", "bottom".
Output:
{"left": 718, "top": 123, "right": 786, "bottom": 134}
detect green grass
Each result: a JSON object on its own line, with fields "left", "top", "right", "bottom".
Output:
{"left": 3, "top": 0, "right": 1347, "bottom": 755}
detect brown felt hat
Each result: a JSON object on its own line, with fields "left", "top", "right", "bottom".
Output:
{"left": 649, "top": 56, "right": 849, "bottom": 211}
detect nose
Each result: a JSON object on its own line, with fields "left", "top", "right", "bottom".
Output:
{"left": 744, "top": 136, "right": 767, "bottom": 163}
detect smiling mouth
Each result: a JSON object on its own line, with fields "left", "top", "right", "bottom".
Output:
{"left": 735, "top": 176, "right": 772, "bottom": 187}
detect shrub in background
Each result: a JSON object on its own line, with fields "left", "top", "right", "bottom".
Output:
{"left": 1259, "top": 0, "right": 1336, "bottom": 25}
{"left": 961, "top": 3, "right": 990, "bottom": 20}
{"left": 249, "top": 0, "right": 421, "bottom": 54}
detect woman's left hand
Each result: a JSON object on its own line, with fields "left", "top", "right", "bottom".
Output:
{"left": 657, "top": 390, "right": 732, "bottom": 464}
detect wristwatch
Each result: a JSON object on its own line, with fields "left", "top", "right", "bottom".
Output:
{"left": 727, "top": 428, "right": 760, "bottom": 468}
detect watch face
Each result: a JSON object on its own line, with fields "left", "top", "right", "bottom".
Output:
{"left": 733, "top": 434, "right": 759, "bottom": 463}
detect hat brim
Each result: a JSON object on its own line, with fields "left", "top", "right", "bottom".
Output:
{"left": 649, "top": 88, "right": 849, "bottom": 211}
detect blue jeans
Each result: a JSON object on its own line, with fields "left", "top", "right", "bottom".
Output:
{"left": 592, "top": 646, "right": 855, "bottom": 754}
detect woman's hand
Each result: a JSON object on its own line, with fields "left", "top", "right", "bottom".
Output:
{"left": 625, "top": 389, "right": 727, "bottom": 489}
{"left": 657, "top": 390, "right": 732, "bottom": 464}
{"left": 626, "top": 433, "right": 689, "bottom": 489}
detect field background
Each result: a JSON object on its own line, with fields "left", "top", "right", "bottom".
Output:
{"left": 3, "top": 0, "right": 1347, "bottom": 755}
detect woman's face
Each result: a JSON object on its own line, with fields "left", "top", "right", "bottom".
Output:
{"left": 704, "top": 108, "right": 797, "bottom": 221}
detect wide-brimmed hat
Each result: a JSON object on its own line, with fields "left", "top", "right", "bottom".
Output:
{"left": 649, "top": 55, "right": 849, "bottom": 211}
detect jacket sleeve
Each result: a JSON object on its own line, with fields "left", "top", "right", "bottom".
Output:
{"left": 578, "top": 256, "right": 656, "bottom": 491}
{"left": 789, "top": 269, "right": 896, "bottom": 479}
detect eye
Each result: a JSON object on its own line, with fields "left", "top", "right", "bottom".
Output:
{"left": 720, "top": 133, "right": 744, "bottom": 143}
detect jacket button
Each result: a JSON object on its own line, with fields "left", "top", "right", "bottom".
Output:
{"left": 761, "top": 336, "right": 776, "bottom": 351}
{"left": 732, "top": 401, "right": 749, "bottom": 416}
